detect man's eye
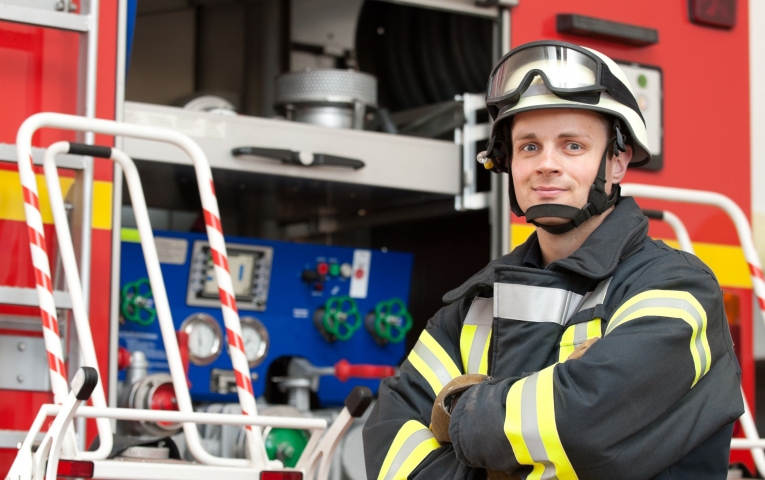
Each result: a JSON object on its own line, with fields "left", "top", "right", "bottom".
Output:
{"left": 521, "top": 144, "right": 537, "bottom": 152}
{"left": 567, "top": 143, "right": 582, "bottom": 151}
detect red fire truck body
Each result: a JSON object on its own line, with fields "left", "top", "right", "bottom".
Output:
{"left": 0, "top": 0, "right": 755, "bottom": 475}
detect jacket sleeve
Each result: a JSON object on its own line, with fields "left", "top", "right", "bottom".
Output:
{"left": 363, "top": 299, "right": 486, "bottom": 480}
{"left": 448, "top": 258, "right": 744, "bottom": 480}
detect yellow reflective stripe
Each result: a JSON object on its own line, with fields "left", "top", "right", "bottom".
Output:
{"left": 505, "top": 377, "right": 535, "bottom": 466}
{"left": 459, "top": 325, "right": 492, "bottom": 375}
{"left": 587, "top": 318, "right": 602, "bottom": 339}
{"left": 478, "top": 330, "right": 491, "bottom": 375}
{"left": 558, "top": 319, "right": 602, "bottom": 363}
{"left": 407, "top": 330, "right": 462, "bottom": 396}
{"left": 407, "top": 351, "right": 444, "bottom": 396}
{"left": 606, "top": 290, "right": 711, "bottom": 387}
{"left": 377, "top": 420, "right": 440, "bottom": 480}
{"left": 505, "top": 365, "right": 578, "bottom": 480}
{"left": 536, "top": 367, "right": 578, "bottom": 480}
{"left": 391, "top": 437, "right": 440, "bottom": 480}
{"left": 558, "top": 325, "right": 577, "bottom": 363}
{"left": 460, "top": 324, "right": 477, "bottom": 373}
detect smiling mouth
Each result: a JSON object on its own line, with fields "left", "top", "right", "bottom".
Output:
{"left": 533, "top": 187, "right": 566, "bottom": 196}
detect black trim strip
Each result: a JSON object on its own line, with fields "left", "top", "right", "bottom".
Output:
{"left": 556, "top": 14, "right": 659, "bottom": 46}
{"left": 68, "top": 142, "right": 112, "bottom": 159}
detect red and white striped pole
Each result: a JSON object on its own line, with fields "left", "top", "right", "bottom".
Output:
{"left": 16, "top": 150, "right": 69, "bottom": 405}
{"left": 195, "top": 165, "right": 266, "bottom": 463}
{"left": 17, "top": 113, "right": 269, "bottom": 468}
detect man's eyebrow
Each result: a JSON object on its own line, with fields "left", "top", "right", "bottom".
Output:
{"left": 557, "top": 131, "right": 592, "bottom": 139}
{"left": 513, "top": 132, "right": 537, "bottom": 141}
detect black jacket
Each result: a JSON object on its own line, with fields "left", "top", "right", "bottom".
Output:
{"left": 363, "top": 197, "right": 743, "bottom": 480}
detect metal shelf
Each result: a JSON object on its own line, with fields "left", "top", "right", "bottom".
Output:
{"left": 121, "top": 102, "right": 461, "bottom": 196}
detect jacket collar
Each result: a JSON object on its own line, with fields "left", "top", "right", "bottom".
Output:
{"left": 442, "top": 196, "right": 648, "bottom": 304}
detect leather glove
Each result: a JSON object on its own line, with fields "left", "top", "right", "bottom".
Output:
{"left": 567, "top": 337, "right": 599, "bottom": 361}
{"left": 430, "top": 373, "right": 488, "bottom": 444}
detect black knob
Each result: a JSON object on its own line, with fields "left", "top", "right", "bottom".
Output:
{"left": 301, "top": 269, "right": 320, "bottom": 283}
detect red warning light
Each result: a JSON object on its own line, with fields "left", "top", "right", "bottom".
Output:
{"left": 688, "top": 0, "right": 737, "bottom": 29}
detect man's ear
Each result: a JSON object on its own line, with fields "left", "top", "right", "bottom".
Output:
{"left": 611, "top": 144, "right": 632, "bottom": 184}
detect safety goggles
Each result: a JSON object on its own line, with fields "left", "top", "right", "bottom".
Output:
{"left": 486, "top": 41, "right": 643, "bottom": 122}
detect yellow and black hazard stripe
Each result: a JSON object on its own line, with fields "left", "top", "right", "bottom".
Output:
{"left": 558, "top": 319, "right": 602, "bottom": 362}
{"left": 605, "top": 290, "right": 711, "bottom": 387}
{"left": 505, "top": 364, "right": 578, "bottom": 480}
{"left": 460, "top": 297, "right": 492, "bottom": 375}
{"left": 377, "top": 420, "right": 440, "bottom": 480}
{"left": 407, "top": 329, "right": 462, "bottom": 396}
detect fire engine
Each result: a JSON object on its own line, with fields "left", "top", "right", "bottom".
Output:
{"left": 0, "top": 0, "right": 760, "bottom": 478}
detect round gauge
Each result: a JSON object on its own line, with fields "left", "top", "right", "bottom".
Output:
{"left": 239, "top": 316, "right": 270, "bottom": 368}
{"left": 180, "top": 313, "right": 223, "bottom": 366}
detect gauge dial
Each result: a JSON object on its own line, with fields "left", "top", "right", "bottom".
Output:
{"left": 240, "top": 316, "right": 270, "bottom": 367}
{"left": 180, "top": 313, "right": 222, "bottom": 366}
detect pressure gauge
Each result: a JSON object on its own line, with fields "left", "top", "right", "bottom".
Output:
{"left": 239, "top": 316, "right": 270, "bottom": 368}
{"left": 180, "top": 313, "right": 223, "bottom": 366}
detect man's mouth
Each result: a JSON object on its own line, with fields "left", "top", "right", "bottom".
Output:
{"left": 532, "top": 186, "right": 566, "bottom": 197}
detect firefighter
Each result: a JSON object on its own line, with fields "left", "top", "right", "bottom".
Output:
{"left": 363, "top": 40, "right": 744, "bottom": 480}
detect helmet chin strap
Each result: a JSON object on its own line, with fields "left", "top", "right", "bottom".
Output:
{"left": 523, "top": 120, "right": 627, "bottom": 235}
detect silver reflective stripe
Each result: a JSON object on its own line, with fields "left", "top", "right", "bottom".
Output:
{"left": 465, "top": 297, "right": 493, "bottom": 374}
{"left": 494, "top": 283, "right": 584, "bottom": 325}
{"left": 381, "top": 428, "right": 436, "bottom": 480}
{"left": 412, "top": 340, "right": 455, "bottom": 390}
{"left": 520, "top": 373, "right": 556, "bottom": 479}
{"left": 577, "top": 277, "right": 612, "bottom": 312}
{"left": 573, "top": 322, "right": 589, "bottom": 346}
{"left": 465, "top": 297, "right": 493, "bottom": 326}
{"left": 607, "top": 297, "right": 707, "bottom": 371}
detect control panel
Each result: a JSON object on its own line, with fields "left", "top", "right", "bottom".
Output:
{"left": 119, "top": 229, "right": 414, "bottom": 405}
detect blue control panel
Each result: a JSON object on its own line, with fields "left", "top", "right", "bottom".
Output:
{"left": 118, "top": 230, "right": 413, "bottom": 405}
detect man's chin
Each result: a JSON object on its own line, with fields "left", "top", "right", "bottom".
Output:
{"left": 530, "top": 216, "right": 570, "bottom": 227}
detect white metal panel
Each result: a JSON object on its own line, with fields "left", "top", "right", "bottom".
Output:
{"left": 121, "top": 102, "right": 461, "bottom": 195}
{"left": 0, "top": 3, "right": 89, "bottom": 31}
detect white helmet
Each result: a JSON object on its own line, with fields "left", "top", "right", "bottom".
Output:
{"left": 479, "top": 40, "right": 651, "bottom": 234}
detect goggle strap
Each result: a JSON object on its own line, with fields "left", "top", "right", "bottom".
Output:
{"left": 600, "top": 64, "right": 646, "bottom": 125}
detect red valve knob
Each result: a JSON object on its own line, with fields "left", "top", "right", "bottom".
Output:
{"left": 334, "top": 359, "right": 396, "bottom": 383}
{"left": 117, "top": 347, "right": 131, "bottom": 371}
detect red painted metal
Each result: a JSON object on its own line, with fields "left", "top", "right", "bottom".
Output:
{"left": 0, "top": 0, "right": 118, "bottom": 474}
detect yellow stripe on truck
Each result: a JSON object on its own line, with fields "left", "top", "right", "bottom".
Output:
{"left": 0, "top": 170, "right": 112, "bottom": 230}
{"left": 511, "top": 223, "right": 752, "bottom": 289}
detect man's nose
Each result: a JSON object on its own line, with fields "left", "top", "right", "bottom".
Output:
{"left": 536, "top": 147, "right": 561, "bottom": 175}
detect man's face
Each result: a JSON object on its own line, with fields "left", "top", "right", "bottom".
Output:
{"left": 510, "top": 109, "right": 631, "bottom": 226}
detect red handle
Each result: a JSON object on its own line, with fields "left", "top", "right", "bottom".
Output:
{"left": 176, "top": 331, "right": 191, "bottom": 387}
{"left": 334, "top": 359, "right": 396, "bottom": 383}
{"left": 117, "top": 347, "right": 132, "bottom": 371}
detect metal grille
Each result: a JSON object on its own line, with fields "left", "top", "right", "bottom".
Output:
{"left": 275, "top": 69, "right": 377, "bottom": 106}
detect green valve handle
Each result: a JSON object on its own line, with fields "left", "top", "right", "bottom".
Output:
{"left": 121, "top": 278, "right": 156, "bottom": 326}
{"left": 322, "top": 296, "right": 361, "bottom": 341}
{"left": 265, "top": 428, "right": 309, "bottom": 468}
{"left": 374, "top": 298, "right": 413, "bottom": 344}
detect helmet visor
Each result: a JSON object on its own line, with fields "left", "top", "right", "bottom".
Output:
{"left": 488, "top": 45, "right": 600, "bottom": 101}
